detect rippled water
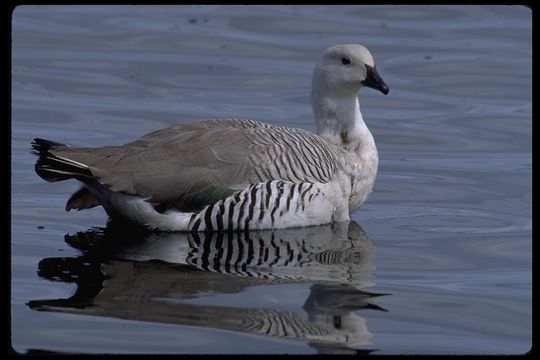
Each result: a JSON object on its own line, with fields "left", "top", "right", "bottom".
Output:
{"left": 11, "top": 5, "right": 531, "bottom": 354}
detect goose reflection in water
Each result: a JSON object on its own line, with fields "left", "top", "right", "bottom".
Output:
{"left": 28, "top": 221, "right": 387, "bottom": 354}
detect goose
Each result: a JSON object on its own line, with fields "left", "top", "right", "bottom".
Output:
{"left": 32, "top": 43, "right": 389, "bottom": 231}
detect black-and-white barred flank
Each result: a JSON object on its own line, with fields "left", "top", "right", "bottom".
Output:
{"left": 186, "top": 180, "right": 326, "bottom": 231}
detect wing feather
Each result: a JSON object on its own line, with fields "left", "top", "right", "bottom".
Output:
{"left": 47, "top": 119, "right": 342, "bottom": 211}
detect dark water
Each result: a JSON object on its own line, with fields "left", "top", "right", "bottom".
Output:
{"left": 11, "top": 5, "right": 531, "bottom": 354}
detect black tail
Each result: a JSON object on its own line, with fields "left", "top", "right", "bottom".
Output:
{"left": 31, "top": 138, "right": 67, "bottom": 156}
{"left": 31, "top": 138, "right": 92, "bottom": 182}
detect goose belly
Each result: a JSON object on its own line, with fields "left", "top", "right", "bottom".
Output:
{"left": 86, "top": 180, "right": 348, "bottom": 231}
{"left": 349, "top": 172, "right": 377, "bottom": 214}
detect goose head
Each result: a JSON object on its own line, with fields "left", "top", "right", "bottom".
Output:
{"left": 312, "top": 43, "right": 389, "bottom": 96}
{"left": 311, "top": 44, "right": 389, "bottom": 144}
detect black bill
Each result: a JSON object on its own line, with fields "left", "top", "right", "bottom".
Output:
{"left": 361, "top": 65, "right": 389, "bottom": 95}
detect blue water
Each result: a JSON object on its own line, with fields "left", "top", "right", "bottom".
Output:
{"left": 11, "top": 5, "right": 531, "bottom": 354}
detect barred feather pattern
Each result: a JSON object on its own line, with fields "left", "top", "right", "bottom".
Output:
{"left": 184, "top": 180, "right": 333, "bottom": 232}
{"left": 230, "top": 119, "right": 342, "bottom": 184}
{"left": 232, "top": 308, "right": 340, "bottom": 343}
{"left": 183, "top": 236, "right": 371, "bottom": 285}
{"left": 186, "top": 230, "right": 306, "bottom": 281}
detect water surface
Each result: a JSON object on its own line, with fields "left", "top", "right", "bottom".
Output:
{"left": 11, "top": 5, "right": 531, "bottom": 354}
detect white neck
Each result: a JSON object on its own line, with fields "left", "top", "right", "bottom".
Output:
{"left": 311, "top": 89, "right": 376, "bottom": 155}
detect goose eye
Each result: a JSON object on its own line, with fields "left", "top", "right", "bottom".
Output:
{"left": 341, "top": 57, "right": 351, "bottom": 65}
